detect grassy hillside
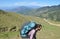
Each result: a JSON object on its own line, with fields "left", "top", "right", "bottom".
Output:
{"left": 39, "top": 5, "right": 60, "bottom": 21}
{"left": 0, "top": 10, "right": 60, "bottom": 39}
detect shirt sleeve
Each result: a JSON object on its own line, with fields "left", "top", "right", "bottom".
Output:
{"left": 29, "top": 30, "right": 35, "bottom": 39}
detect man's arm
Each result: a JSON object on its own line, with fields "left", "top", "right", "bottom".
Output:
{"left": 33, "top": 34, "right": 36, "bottom": 39}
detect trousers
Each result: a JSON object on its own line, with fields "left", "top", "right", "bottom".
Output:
{"left": 22, "top": 37, "right": 35, "bottom": 39}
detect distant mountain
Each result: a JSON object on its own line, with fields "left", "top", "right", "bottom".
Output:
{"left": 5, "top": 6, "right": 40, "bottom": 15}
{"left": 0, "top": 10, "right": 7, "bottom": 14}
{"left": 3, "top": 5, "right": 60, "bottom": 21}
{"left": 38, "top": 5, "right": 60, "bottom": 21}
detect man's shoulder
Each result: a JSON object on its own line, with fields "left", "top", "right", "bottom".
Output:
{"left": 31, "top": 29, "right": 36, "bottom": 32}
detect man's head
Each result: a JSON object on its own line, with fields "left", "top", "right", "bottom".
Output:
{"left": 34, "top": 24, "right": 42, "bottom": 31}
{"left": 36, "top": 24, "right": 42, "bottom": 31}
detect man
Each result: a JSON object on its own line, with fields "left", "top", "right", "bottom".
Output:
{"left": 28, "top": 24, "right": 42, "bottom": 39}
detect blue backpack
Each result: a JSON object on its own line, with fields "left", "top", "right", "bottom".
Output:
{"left": 20, "top": 21, "right": 36, "bottom": 38}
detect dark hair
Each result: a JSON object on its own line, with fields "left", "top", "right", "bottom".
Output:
{"left": 33, "top": 24, "right": 42, "bottom": 29}
{"left": 27, "top": 24, "right": 42, "bottom": 34}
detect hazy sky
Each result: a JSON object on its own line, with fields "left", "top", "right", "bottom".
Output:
{"left": 0, "top": 0, "right": 60, "bottom": 8}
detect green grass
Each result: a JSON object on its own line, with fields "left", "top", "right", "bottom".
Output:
{"left": 0, "top": 12, "right": 60, "bottom": 39}
{"left": 0, "top": 32, "right": 19, "bottom": 39}
{"left": 37, "top": 24, "right": 60, "bottom": 39}
{"left": 36, "top": 19, "right": 60, "bottom": 39}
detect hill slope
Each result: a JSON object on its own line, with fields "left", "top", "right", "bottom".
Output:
{"left": 0, "top": 10, "right": 60, "bottom": 39}
{"left": 38, "top": 5, "right": 60, "bottom": 21}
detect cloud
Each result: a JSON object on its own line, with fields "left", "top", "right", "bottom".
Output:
{"left": 0, "top": 2, "right": 50, "bottom": 7}
{"left": 15, "top": 2, "right": 27, "bottom": 6}
{"left": 14, "top": 2, "right": 51, "bottom": 7}
{"left": 14, "top": 2, "right": 43, "bottom": 6}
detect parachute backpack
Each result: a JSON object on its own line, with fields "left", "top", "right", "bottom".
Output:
{"left": 20, "top": 21, "right": 36, "bottom": 38}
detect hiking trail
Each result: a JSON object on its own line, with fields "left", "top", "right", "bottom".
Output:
{"left": 44, "top": 19, "right": 60, "bottom": 26}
